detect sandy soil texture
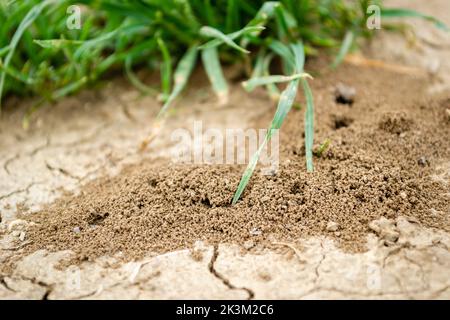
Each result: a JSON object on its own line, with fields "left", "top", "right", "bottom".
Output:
{"left": 0, "top": 0, "right": 449, "bottom": 299}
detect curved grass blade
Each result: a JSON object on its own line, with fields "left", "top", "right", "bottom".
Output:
{"left": 0, "top": 0, "right": 57, "bottom": 110}
{"left": 232, "top": 79, "right": 299, "bottom": 204}
{"left": 33, "top": 39, "right": 83, "bottom": 49}
{"left": 290, "top": 42, "right": 305, "bottom": 72}
{"left": 242, "top": 73, "right": 311, "bottom": 92}
{"left": 199, "top": 26, "right": 264, "bottom": 50}
{"left": 248, "top": 1, "right": 280, "bottom": 26}
{"left": 199, "top": 26, "right": 250, "bottom": 53}
{"left": 302, "top": 78, "right": 314, "bottom": 172}
{"left": 331, "top": 30, "right": 354, "bottom": 68}
{"left": 157, "top": 46, "right": 198, "bottom": 119}
{"left": 201, "top": 47, "right": 228, "bottom": 104}
{"left": 125, "top": 56, "right": 158, "bottom": 96}
{"left": 269, "top": 39, "right": 295, "bottom": 74}
{"left": 240, "top": 2, "right": 280, "bottom": 48}
{"left": 157, "top": 36, "right": 172, "bottom": 100}
{"left": 0, "top": 45, "right": 11, "bottom": 58}
{"left": 381, "top": 8, "right": 449, "bottom": 31}
{"left": 0, "top": 59, "right": 35, "bottom": 84}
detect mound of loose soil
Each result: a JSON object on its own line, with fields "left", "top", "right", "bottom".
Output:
{"left": 24, "top": 63, "right": 450, "bottom": 264}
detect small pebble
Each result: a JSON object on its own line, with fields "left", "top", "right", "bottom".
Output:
{"left": 326, "top": 221, "right": 339, "bottom": 232}
{"left": 73, "top": 226, "right": 81, "bottom": 234}
{"left": 335, "top": 83, "right": 356, "bottom": 105}
{"left": 399, "top": 191, "right": 407, "bottom": 200}
{"left": 19, "top": 231, "right": 26, "bottom": 241}
{"left": 243, "top": 240, "right": 255, "bottom": 250}
{"left": 250, "top": 227, "right": 262, "bottom": 236}
{"left": 418, "top": 156, "right": 429, "bottom": 167}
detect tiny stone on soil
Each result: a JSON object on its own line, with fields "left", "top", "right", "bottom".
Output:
{"left": 335, "top": 83, "right": 356, "bottom": 105}
{"left": 326, "top": 221, "right": 339, "bottom": 232}
{"left": 250, "top": 228, "right": 262, "bottom": 236}
{"left": 243, "top": 240, "right": 255, "bottom": 250}
{"left": 418, "top": 156, "right": 429, "bottom": 167}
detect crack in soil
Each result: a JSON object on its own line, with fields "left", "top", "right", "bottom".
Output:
{"left": 0, "top": 181, "right": 43, "bottom": 201}
{"left": 45, "top": 161, "right": 81, "bottom": 181}
{"left": 0, "top": 276, "right": 15, "bottom": 292}
{"left": 208, "top": 245, "right": 254, "bottom": 300}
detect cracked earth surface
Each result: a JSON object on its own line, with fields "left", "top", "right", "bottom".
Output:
{"left": 0, "top": 0, "right": 449, "bottom": 300}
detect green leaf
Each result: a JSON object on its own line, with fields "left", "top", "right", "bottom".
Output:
{"left": 125, "top": 56, "right": 158, "bottom": 96}
{"left": 331, "top": 30, "right": 354, "bottom": 68}
{"left": 232, "top": 78, "right": 300, "bottom": 204}
{"left": 269, "top": 39, "right": 295, "bottom": 74}
{"left": 157, "top": 46, "right": 198, "bottom": 119}
{"left": 201, "top": 47, "right": 228, "bottom": 104}
{"left": 0, "top": 0, "right": 57, "bottom": 110}
{"left": 157, "top": 36, "right": 172, "bottom": 99}
{"left": 33, "top": 39, "right": 83, "bottom": 49}
{"left": 302, "top": 78, "right": 314, "bottom": 172}
{"left": 242, "top": 73, "right": 311, "bottom": 92}
{"left": 199, "top": 26, "right": 264, "bottom": 50}
{"left": 199, "top": 26, "right": 251, "bottom": 53}
{"left": 0, "top": 59, "right": 35, "bottom": 84}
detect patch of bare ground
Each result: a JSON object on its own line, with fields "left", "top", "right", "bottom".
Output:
{"left": 14, "top": 60, "right": 449, "bottom": 267}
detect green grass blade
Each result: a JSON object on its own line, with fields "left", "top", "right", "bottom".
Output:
{"left": 199, "top": 26, "right": 250, "bottom": 53}
{"left": 51, "top": 76, "right": 88, "bottom": 100}
{"left": 231, "top": 140, "right": 266, "bottom": 205}
{"left": 199, "top": 26, "right": 264, "bottom": 50}
{"left": 290, "top": 42, "right": 305, "bottom": 72}
{"left": 331, "top": 30, "right": 354, "bottom": 68}
{"left": 33, "top": 39, "right": 83, "bottom": 49}
{"left": 157, "top": 36, "right": 172, "bottom": 100}
{"left": 232, "top": 78, "right": 299, "bottom": 204}
{"left": 269, "top": 39, "right": 295, "bottom": 74}
{"left": 302, "top": 78, "right": 314, "bottom": 172}
{"left": 157, "top": 46, "right": 198, "bottom": 119}
{"left": 226, "top": 0, "right": 238, "bottom": 33}
{"left": 201, "top": 47, "right": 228, "bottom": 104}
{"left": 0, "top": 0, "right": 57, "bottom": 109}
{"left": 0, "top": 59, "right": 35, "bottom": 84}
{"left": 248, "top": 1, "right": 280, "bottom": 26}
{"left": 381, "top": 8, "right": 449, "bottom": 31}
{"left": 242, "top": 73, "right": 311, "bottom": 92}
{"left": 0, "top": 45, "right": 11, "bottom": 58}
{"left": 125, "top": 56, "right": 158, "bottom": 96}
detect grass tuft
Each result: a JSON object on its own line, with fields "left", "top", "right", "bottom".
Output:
{"left": 1, "top": 0, "right": 447, "bottom": 203}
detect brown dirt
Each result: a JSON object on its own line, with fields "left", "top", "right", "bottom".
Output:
{"left": 19, "top": 60, "right": 450, "bottom": 265}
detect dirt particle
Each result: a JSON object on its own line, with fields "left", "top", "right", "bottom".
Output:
{"left": 243, "top": 240, "right": 255, "bottom": 250}
{"left": 326, "top": 221, "right": 339, "bottom": 232}
{"left": 368, "top": 217, "right": 400, "bottom": 244}
{"left": 418, "top": 156, "right": 429, "bottom": 167}
{"left": 190, "top": 249, "right": 203, "bottom": 262}
{"left": 335, "top": 83, "right": 356, "bottom": 105}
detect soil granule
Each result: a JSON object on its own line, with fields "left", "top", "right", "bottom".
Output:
{"left": 23, "top": 63, "right": 450, "bottom": 264}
